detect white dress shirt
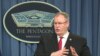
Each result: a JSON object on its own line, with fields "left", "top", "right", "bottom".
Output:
{"left": 57, "top": 31, "right": 69, "bottom": 49}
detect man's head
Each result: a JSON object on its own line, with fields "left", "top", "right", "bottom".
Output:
{"left": 53, "top": 12, "right": 70, "bottom": 36}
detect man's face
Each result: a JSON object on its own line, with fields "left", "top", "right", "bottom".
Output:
{"left": 54, "top": 15, "right": 69, "bottom": 36}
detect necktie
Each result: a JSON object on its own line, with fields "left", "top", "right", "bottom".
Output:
{"left": 58, "top": 37, "right": 62, "bottom": 50}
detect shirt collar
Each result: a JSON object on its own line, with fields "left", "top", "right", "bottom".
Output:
{"left": 57, "top": 31, "right": 69, "bottom": 39}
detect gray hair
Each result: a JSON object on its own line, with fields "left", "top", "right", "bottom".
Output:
{"left": 54, "top": 12, "right": 69, "bottom": 20}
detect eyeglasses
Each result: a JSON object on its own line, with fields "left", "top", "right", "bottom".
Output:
{"left": 54, "top": 21, "right": 67, "bottom": 25}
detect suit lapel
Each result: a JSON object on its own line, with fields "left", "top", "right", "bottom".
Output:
{"left": 50, "top": 33, "right": 73, "bottom": 51}
{"left": 49, "top": 34, "right": 58, "bottom": 52}
{"left": 65, "top": 33, "right": 73, "bottom": 56}
{"left": 48, "top": 33, "right": 74, "bottom": 56}
{"left": 65, "top": 33, "right": 72, "bottom": 48}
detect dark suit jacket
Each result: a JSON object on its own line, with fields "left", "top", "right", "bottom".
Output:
{"left": 35, "top": 33, "right": 91, "bottom": 56}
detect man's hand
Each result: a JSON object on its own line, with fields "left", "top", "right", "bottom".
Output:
{"left": 70, "top": 46, "right": 79, "bottom": 56}
{"left": 50, "top": 47, "right": 69, "bottom": 56}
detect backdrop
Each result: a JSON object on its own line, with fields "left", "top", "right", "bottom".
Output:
{"left": 0, "top": 0, "right": 100, "bottom": 56}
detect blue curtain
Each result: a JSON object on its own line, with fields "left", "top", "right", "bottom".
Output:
{"left": 0, "top": 0, "right": 100, "bottom": 56}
